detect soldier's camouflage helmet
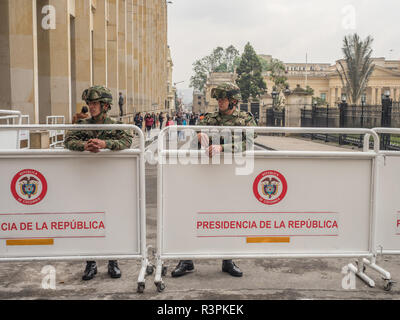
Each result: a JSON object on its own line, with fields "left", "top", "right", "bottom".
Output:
{"left": 82, "top": 85, "right": 113, "bottom": 111}
{"left": 211, "top": 82, "right": 241, "bottom": 102}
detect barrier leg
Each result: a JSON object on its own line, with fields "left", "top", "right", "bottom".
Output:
{"left": 154, "top": 257, "right": 166, "bottom": 292}
{"left": 137, "top": 259, "right": 148, "bottom": 293}
{"left": 363, "top": 257, "right": 395, "bottom": 292}
{"left": 351, "top": 259, "right": 375, "bottom": 288}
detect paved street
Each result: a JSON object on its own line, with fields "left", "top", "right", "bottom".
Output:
{"left": 0, "top": 136, "right": 399, "bottom": 300}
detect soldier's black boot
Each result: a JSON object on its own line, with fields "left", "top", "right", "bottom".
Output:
{"left": 108, "top": 260, "right": 121, "bottom": 278}
{"left": 82, "top": 261, "right": 97, "bottom": 281}
{"left": 222, "top": 260, "right": 243, "bottom": 277}
{"left": 171, "top": 260, "right": 195, "bottom": 277}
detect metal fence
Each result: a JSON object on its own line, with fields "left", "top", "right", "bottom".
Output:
{"left": 297, "top": 101, "right": 400, "bottom": 150}
{"left": 266, "top": 108, "right": 285, "bottom": 127}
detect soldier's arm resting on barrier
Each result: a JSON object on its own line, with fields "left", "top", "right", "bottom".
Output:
{"left": 103, "top": 130, "right": 133, "bottom": 151}
{"left": 220, "top": 114, "right": 258, "bottom": 153}
{"left": 64, "top": 131, "right": 87, "bottom": 152}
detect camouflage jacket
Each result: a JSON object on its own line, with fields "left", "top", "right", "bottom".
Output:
{"left": 64, "top": 117, "right": 133, "bottom": 152}
{"left": 198, "top": 110, "right": 258, "bottom": 152}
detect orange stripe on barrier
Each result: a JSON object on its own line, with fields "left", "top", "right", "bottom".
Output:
{"left": 246, "top": 237, "right": 290, "bottom": 244}
{"left": 6, "top": 239, "right": 54, "bottom": 246}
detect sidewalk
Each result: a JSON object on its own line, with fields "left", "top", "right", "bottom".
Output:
{"left": 255, "top": 135, "right": 359, "bottom": 152}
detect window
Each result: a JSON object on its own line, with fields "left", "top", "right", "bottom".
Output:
{"left": 320, "top": 93, "right": 327, "bottom": 101}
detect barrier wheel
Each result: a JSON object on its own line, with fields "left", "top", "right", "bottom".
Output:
{"left": 156, "top": 282, "right": 165, "bottom": 293}
{"left": 146, "top": 265, "right": 154, "bottom": 276}
{"left": 384, "top": 281, "right": 394, "bottom": 292}
{"left": 162, "top": 266, "right": 168, "bottom": 277}
{"left": 137, "top": 283, "right": 145, "bottom": 294}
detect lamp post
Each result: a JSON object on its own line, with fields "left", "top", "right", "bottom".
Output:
{"left": 339, "top": 96, "right": 347, "bottom": 145}
{"left": 271, "top": 87, "right": 278, "bottom": 127}
{"left": 325, "top": 102, "right": 329, "bottom": 142}
{"left": 271, "top": 87, "right": 278, "bottom": 108}
{"left": 360, "top": 94, "right": 366, "bottom": 147}
{"left": 381, "top": 90, "right": 392, "bottom": 150}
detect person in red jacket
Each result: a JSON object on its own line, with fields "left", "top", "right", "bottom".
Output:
{"left": 145, "top": 113, "right": 154, "bottom": 139}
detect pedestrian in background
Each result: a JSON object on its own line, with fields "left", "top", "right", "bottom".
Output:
{"left": 189, "top": 114, "right": 196, "bottom": 126}
{"left": 118, "top": 92, "right": 124, "bottom": 117}
{"left": 152, "top": 113, "right": 156, "bottom": 129}
{"left": 159, "top": 112, "right": 164, "bottom": 129}
{"left": 145, "top": 113, "right": 154, "bottom": 139}
{"left": 134, "top": 112, "right": 143, "bottom": 129}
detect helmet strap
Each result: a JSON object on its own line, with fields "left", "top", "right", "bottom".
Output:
{"left": 92, "top": 102, "right": 108, "bottom": 123}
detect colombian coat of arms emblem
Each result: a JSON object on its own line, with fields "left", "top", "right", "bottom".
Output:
{"left": 11, "top": 169, "right": 47, "bottom": 205}
{"left": 253, "top": 170, "right": 287, "bottom": 205}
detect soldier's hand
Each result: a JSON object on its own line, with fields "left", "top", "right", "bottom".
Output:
{"left": 206, "top": 145, "right": 223, "bottom": 157}
{"left": 85, "top": 139, "right": 107, "bottom": 153}
{"left": 84, "top": 142, "right": 100, "bottom": 153}
{"left": 197, "top": 133, "right": 209, "bottom": 148}
{"left": 88, "top": 139, "right": 107, "bottom": 149}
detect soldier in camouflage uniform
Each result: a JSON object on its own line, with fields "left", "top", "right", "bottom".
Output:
{"left": 171, "top": 82, "right": 258, "bottom": 278}
{"left": 64, "top": 86, "right": 133, "bottom": 281}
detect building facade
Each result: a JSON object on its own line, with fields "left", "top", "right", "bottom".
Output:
{"left": 192, "top": 91, "right": 206, "bottom": 114}
{"left": 261, "top": 56, "right": 400, "bottom": 106}
{"left": 0, "top": 0, "right": 171, "bottom": 124}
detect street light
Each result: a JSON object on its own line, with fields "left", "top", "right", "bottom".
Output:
{"left": 359, "top": 93, "right": 367, "bottom": 147}
{"left": 271, "top": 87, "right": 278, "bottom": 109}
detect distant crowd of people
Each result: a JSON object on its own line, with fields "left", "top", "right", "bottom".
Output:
{"left": 72, "top": 105, "right": 206, "bottom": 140}
{"left": 133, "top": 111, "right": 204, "bottom": 139}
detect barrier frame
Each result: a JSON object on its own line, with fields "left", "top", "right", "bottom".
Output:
{"left": 46, "top": 116, "right": 65, "bottom": 148}
{"left": 0, "top": 114, "right": 31, "bottom": 149}
{"left": 0, "top": 124, "right": 151, "bottom": 293}
{"left": 154, "top": 126, "right": 381, "bottom": 292}
{"left": 359, "top": 127, "right": 400, "bottom": 291}
{"left": 0, "top": 110, "right": 22, "bottom": 149}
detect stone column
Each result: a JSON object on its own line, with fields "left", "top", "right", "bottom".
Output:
{"left": 0, "top": 0, "right": 12, "bottom": 112}
{"left": 116, "top": 0, "right": 126, "bottom": 117}
{"left": 371, "top": 87, "right": 376, "bottom": 105}
{"left": 377, "top": 88, "right": 382, "bottom": 105}
{"left": 74, "top": 0, "right": 92, "bottom": 114}
{"left": 107, "top": 0, "right": 118, "bottom": 109}
{"left": 137, "top": 0, "right": 144, "bottom": 112}
{"left": 390, "top": 87, "right": 395, "bottom": 101}
{"left": 329, "top": 87, "right": 335, "bottom": 107}
{"left": 93, "top": 0, "right": 107, "bottom": 87}
{"left": 39, "top": 0, "right": 71, "bottom": 123}
{"left": 132, "top": 0, "right": 138, "bottom": 113}
{"left": 5, "top": 0, "right": 39, "bottom": 122}
{"left": 126, "top": 0, "right": 133, "bottom": 115}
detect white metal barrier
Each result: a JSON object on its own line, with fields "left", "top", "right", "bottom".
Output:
{"left": 359, "top": 127, "right": 400, "bottom": 291}
{"left": 19, "top": 115, "right": 30, "bottom": 149}
{"left": 46, "top": 116, "right": 65, "bottom": 148}
{"left": 0, "top": 110, "right": 21, "bottom": 149}
{"left": 154, "top": 126, "right": 382, "bottom": 292}
{"left": 111, "top": 114, "right": 135, "bottom": 124}
{"left": 0, "top": 124, "right": 151, "bottom": 293}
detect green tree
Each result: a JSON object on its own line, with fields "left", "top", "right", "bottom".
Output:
{"left": 267, "top": 58, "right": 289, "bottom": 92}
{"left": 236, "top": 43, "right": 267, "bottom": 102}
{"left": 336, "top": 33, "right": 375, "bottom": 104}
{"left": 190, "top": 46, "right": 240, "bottom": 92}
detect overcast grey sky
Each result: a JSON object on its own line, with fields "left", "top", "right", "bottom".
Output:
{"left": 167, "top": 0, "right": 400, "bottom": 102}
